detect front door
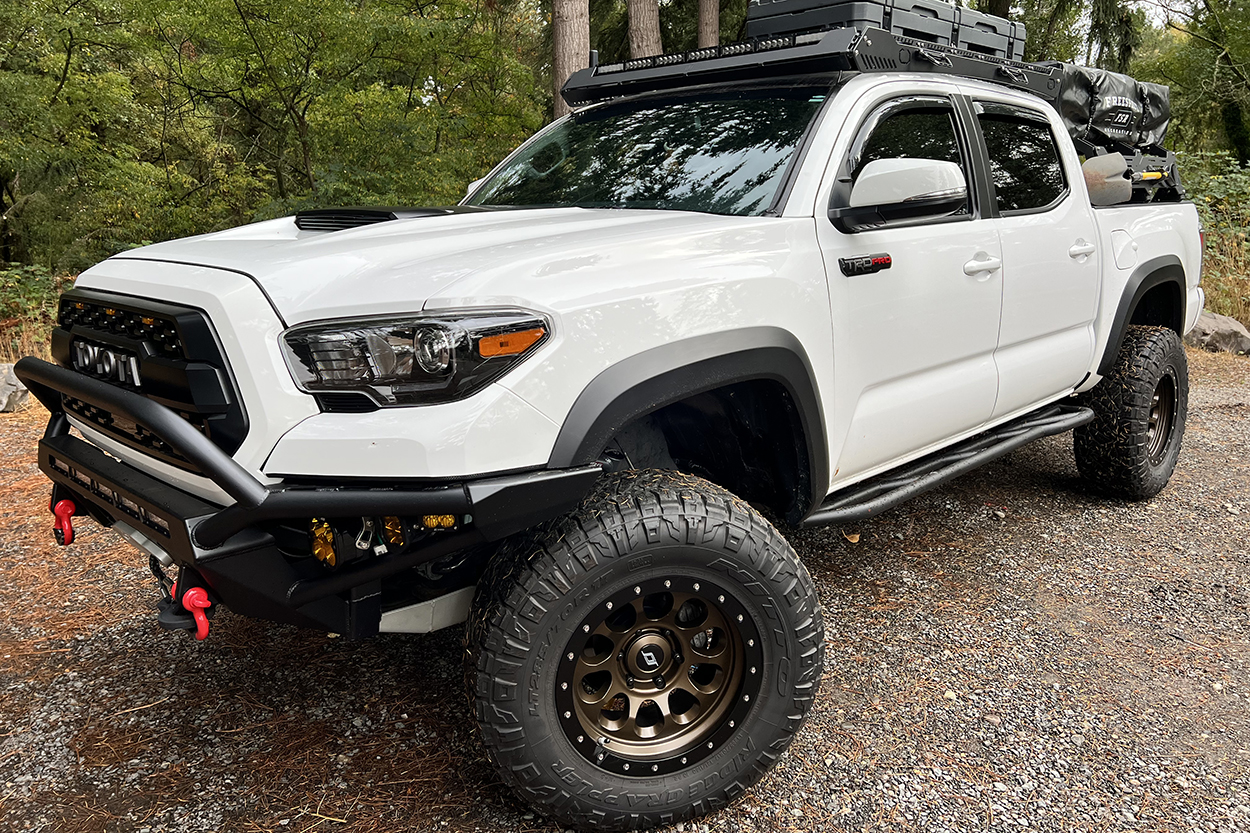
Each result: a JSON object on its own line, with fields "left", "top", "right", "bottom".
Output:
{"left": 815, "top": 92, "right": 1004, "bottom": 484}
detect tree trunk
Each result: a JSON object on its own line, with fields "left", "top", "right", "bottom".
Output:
{"left": 698, "top": 0, "right": 719, "bottom": 48}
{"left": 1222, "top": 101, "right": 1250, "bottom": 167}
{"left": 552, "top": 0, "right": 590, "bottom": 119}
{"left": 627, "top": 0, "right": 663, "bottom": 59}
{"left": 980, "top": 0, "right": 1011, "bottom": 19}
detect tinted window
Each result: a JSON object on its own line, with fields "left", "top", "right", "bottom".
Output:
{"left": 467, "top": 87, "right": 828, "bottom": 216}
{"left": 853, "top": 106, "right": 969, "bottom": 214}
{"left": 978, "top": 111, "right": 1067, "bottom": 212}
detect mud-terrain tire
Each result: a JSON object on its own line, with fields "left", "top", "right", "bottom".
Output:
{"left": 464, "top": 470, "right": 824, "bottom": 831}
{"left": 1075, "top": 325, "right": 1188, "bottom": 500}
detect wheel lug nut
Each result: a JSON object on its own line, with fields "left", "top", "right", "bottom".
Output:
{"left": 653, "top": 675, "right": 665, "bottom": 687}
{"left": 626, "top": 675, "right": 635, "bottom": 688}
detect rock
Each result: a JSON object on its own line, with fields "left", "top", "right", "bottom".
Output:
{"left": 0, "top": 363, "right": 29, "bottom": 412}
{"left": 1184, "top": 310, "right": 1250, "bottom": 354}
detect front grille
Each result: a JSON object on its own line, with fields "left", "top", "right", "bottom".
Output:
{"left": 58, "top": 299, "right": 185, "bottom": 358}
{"left": 315, "top": 392, "right": 380, "bottom": 413}
{"left": 64, "top": 396, "right": 199, "bottom": 469}
{"left": 53, "top": 289, "right": 248, "bottom": 473}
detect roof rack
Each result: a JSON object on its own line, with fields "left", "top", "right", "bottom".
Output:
{"left": 560, "top": 24, "right": 1183, "bottom": 201}
{"left": 560, "top": 26, "right": 1060, "bottom": 107}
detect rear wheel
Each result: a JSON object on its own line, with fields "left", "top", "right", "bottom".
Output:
{"left": 1075, "top": 325, "right": 1188, "bottom": 499}
{"left": 465, "top": 470, "right": 824, "bottom": 831}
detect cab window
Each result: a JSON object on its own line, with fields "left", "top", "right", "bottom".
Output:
{"left": 850, "top": 101, "right": 971, "bottom": 216}
{"left": 975, "top": 103, "right": 1068, "bottom": 213}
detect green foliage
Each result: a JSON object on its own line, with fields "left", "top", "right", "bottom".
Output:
{"left": 1179, "top": 151, "right": 1250, "bottom": 325}
{"left": 0, "top": 264, "right": 60, "bottom": 324}
{"left": 1018, "top": 0, "right": 1085, "bottom": 63}
{"left": 1132, "top": 1, "right": 1250, "bottom": 162}
{"left": 0, "top": 0, "right": 546, "bottom": 272}
{"left": 0, "top": 263, "right": 69, "bottom": 359}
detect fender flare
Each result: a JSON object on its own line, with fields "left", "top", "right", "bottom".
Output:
{"left": 546, "top": 327, "right": 828, "bottom": 517}
{"left": 1097, "top": 255, "right": 1186, "bottom": 377}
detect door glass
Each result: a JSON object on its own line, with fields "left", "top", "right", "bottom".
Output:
{"left": 976, "top": 107, "right": 1068, "bottom": 213}
{"left": 852, "top": 106, "right": 970, "bottom": 215}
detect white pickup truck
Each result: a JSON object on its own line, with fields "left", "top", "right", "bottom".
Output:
{"left": 17, "top": 19, "right": 1202, "bottom": 833}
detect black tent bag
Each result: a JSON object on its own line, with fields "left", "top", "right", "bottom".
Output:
{"left": 1044, "top": 62, "right": 1170, "bottom": 153}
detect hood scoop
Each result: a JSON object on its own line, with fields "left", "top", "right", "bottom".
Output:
{"left": 294, "top": 206, "right": 471, "bottom": 232}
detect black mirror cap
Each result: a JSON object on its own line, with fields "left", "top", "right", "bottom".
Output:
{"left": 828, "top": 192, "right": 968, "bottom": 234}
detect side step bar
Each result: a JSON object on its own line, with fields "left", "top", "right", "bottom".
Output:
{"left": 802, "top": 403, "right": 1094, "bottom": 528}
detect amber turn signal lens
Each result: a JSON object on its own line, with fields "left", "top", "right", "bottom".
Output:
{"left": 310, "top": 518, "right": 336, "bottom": 567}
{"left": 477, "top": 327, "right": 546, "bottom": 358}
{"left": 421, "top": 514, "right": 457, "bottom": 529}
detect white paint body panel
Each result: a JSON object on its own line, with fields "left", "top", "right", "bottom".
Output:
{"left": 72, "top": 258, "right": 318, "bottom": 503}
{"left": 67, "top": 72, "right": 1202, "bottom": 507}
{"left": 970, "top": 89, "right": 1100, "bottom": 419}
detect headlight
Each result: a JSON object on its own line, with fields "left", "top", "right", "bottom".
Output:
{"left": 281, "top": 310, "right": 549, "bottom": 406}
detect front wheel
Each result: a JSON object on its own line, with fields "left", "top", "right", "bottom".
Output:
{"left": 1075, "top": 325, "right": 1188, "bottom": 499}
{"left": 465, "top": 470, "right": 824, "bottom": 831}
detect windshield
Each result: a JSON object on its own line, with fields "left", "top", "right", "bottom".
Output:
{"left": 466, "top": 86, "right": 830, "bottom": 216}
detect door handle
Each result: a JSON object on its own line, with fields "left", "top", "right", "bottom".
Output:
{"left": 1069, "top": 239, "right": 1096, "bottom": 258}
{"left": 963, "top": 255, "right": 1002, "bottom": 276}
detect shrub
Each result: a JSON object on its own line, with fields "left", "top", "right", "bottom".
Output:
{"left": 1179, "top": 152, "right": 1250, "bottom": 327}
{"left": 0, "top": 265, "right": 71, "bottom": 362}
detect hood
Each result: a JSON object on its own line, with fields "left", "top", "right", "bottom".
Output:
{"left": 110, "top": 207, "right": 757, "bottom": 325}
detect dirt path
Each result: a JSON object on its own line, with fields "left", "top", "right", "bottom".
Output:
{"left": 1, "top": 349, "right": 1247, "bottom": 833}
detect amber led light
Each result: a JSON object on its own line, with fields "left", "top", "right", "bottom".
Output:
{"left": 478, "top": 327, "right": 546, "bottom": 358}
{"left": 310, "top": 518, "right": 336, "bottom": 566}
{"left": 382, "top": 516, "right": 405, "bottom": 546}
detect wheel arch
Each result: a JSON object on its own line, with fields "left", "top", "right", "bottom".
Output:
{"left": 546, "top": 327, "right": 828, "bottom": 523}
{"left": 1097, "top": 255, "right": 1187, "bottom": 377}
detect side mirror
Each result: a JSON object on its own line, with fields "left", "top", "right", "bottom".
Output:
{"left": 830, "top": 158, "right": 968, "bottom": 232}
{"left": 1082, "top": 153, "right": 1132, "bottom": 206}
{"left": 464, "top": 176, "right": 487, "bottom": 199}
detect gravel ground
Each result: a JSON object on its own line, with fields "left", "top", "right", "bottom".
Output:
{"left": 1, "top": 348, "right": 1247, "bottom": 833}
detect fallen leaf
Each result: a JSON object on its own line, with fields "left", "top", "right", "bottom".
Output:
{"left": 841, "top": 530, "right": 860, "bottom": 544}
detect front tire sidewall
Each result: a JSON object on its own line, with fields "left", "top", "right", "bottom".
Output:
{"left": 470, "top": 474, "right": 822, "bottom": 829}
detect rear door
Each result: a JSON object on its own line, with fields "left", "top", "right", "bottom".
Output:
{"left": 971, "top": 97, "right": 1100, "bottom": 418}
{"left": 815, "top": 87, "right": 1004, "bottom": 484}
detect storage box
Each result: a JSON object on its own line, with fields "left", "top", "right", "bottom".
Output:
{"left": 745, "top": 0, "right": 956, "bottom": 47}
{"left": 952, "top": 6, "right": 1025, "bottom": 61}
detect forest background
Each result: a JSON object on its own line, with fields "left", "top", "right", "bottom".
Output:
{"left": 1, "top": 0, "right": 1247, "bottom": 358}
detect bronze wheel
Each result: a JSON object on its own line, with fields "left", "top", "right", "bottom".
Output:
{"left": 467, "top": 470, "right": 825, "bottom": 831}
{"left": 555, "top": 575, "right": 763, "bottom": 776}
{"left": 1145, "top": 368, "right": 1177, "bottom": 465}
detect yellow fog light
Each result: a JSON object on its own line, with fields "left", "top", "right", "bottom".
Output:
{"left": 421, "top": 514, "right": 457, "bottom": 530}
{"left": 310, "top": 518, "right": 336, "bottom": 566}
{"left": 382, "top": 516, "right": 405, "bottom": 547}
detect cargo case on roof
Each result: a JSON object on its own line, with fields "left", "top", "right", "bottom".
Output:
{"left": 744, "top": 0, "right": 1025, "bottom": 60}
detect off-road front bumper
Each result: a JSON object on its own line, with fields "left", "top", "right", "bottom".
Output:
{"left": 16, "top": 357, "right": 600, "bottom": 638}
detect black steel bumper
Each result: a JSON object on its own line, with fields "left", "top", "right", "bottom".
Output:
{"left": 16, "top": 356, "right": 601, "bottom": 635}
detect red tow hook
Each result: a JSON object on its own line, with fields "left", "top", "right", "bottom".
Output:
{"left": 52, "top": 499, "right": 76, "bottom": 546}
{"left": 181, "top": 587, "right": 212, "bottom": 641}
